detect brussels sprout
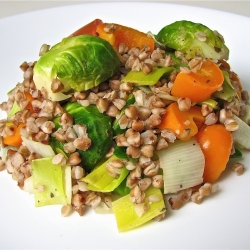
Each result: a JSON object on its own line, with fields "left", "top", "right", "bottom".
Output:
{"left": 50, "top": 102, "right": 113, "bottom": 172}
{"left": 33, "top": 35, "right": 120, "bottom": 101}
{"left": 155, "top": 20, "right": 229, "bottom": 60}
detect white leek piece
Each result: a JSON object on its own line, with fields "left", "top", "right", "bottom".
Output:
{"left": 0, "top": 146, "right": 18, "bottom": 162}
{"left": 240, "top": 105, "right": 250, "bottom": 124}
{"left": 82, "top": 156, "right": 129, "bottom": 192}
{"left": 213, "top": 71, "right": 235, "bottom": 102}
{"left": 121, "top": 67, "right": 173, "bottom": 85}
{"left": 232, "top": 115, "right": 250, "bottom": 150}
{"left": 8, "top": 101, "right": 21, "bottom": 120}
{"left": 63, "top": 165, "right": 72, "bottom": 204}
{"left": 157, "top": 137, "right": 205, "bottom": 194}
{"left": 22, "top": 137, "right": 55, "bottom": 158}
{"left": 23, "top": 176, "right": 34, "bottom": 194}
{"left": 31, "top": 157, "right": 71, "bottom": 206}
{"left": 112, "top": 186, "right": 166, "bottom": 232}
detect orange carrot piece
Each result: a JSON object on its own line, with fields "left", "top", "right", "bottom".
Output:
{"left": 3, "top": 123, "right": 26, "bottom": 147}
{"left": 96, "top": 23, "right": 155, "bottom": 52}
{"left": 24, "top": 92, "right": 35, "bottom": 113}
{"left": 69, "top": 19, "right": 103, "bottom": 37}
{"left": 157, "top": 102, "right": 205, "bottom": 141}
{"left": 196, "top": 124, "right": 233, "bottom": 183}
{"left": 171, "top": 59, "right": 224, "bottom": 102}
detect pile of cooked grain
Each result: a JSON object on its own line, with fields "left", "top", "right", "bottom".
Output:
{"left": 0, "top": 39, "right": 247, "bottom": 218}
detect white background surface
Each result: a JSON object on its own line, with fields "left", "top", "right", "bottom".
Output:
{"left": 0, "top": 1, "right": 250, "bottom": 19}
{"left": 1, "top": 1, "right": 250, "bottom": 250}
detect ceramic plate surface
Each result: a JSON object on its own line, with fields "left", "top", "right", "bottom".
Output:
{"left": 0, "top": 2, "right": 250, "bottom": 249}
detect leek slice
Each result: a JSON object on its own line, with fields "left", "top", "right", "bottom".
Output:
{"left": 213, "top": 71, "right": 235, "bottom": 101}
{"left": 112, "top": 186, "right": 166, "bottom": 232}
{"left": 0, "top": 146, "right": 18, "bottom": 162}
{"left": 199, "top": 99, "right": 219, "bottom": 109}
{"left": 240, "top": 104, "right": 250, "bottom": 124}
{"left": 82, "top": 156, "right": 129, "bottom": 192}
{"left": 121, "top": 67, "right": 173, "bottom": 85}
{"left": 8, "top": 101, "right": 21, "bottom": 120}
{"left": 157, "top": 137, "right": 205, "bottom": 194}
{"left": 63, "top": 165, "right": 72, "bottom": 204}
{"left": 22, "top": 137, "right": 55, "bottom": 158}
{"left": 232, "top": 115, "right": 250, "bottom": 150}
{"left": 31, "top": 157, "right": 71, "bottom": 207}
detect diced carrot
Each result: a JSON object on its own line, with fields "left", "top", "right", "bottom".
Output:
{"left": 157, "top": 102, "right": 205, "bottom": 141}
{"left": 24, "top": 92, "right": 35, "bottom": 113}
{"left": 69, "top": 19, "right": 103, "bottom": 37}
{"left": 196, "top": 124, "right": 233, "bottom": 183}
{"left": 96, "top": 23, "right": 155, "bottom": 52}
{"left": 171, "top": 59, "right": 224, "bottom": 102}
{"left": 3, "top": 123, "right": 26, "bottom": 147}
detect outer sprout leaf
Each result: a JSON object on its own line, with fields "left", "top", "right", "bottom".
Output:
{"left": 113, "top": 146, "right": 138, "bottom": 162}
{"left": 50, "top": 103, "right": 113, "bottom": 172}
{"left": 33, "top": 35, "right": 120, "bottom": 101}
{"left": 155, "top": 20, "right": 229, "bottom": 60}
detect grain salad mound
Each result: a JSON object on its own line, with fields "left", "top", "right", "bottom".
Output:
{"left": 0, "top": 19, "right": 249, "bottom": 232}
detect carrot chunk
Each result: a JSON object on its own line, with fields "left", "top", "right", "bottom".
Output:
{"left": 196, "top": 124, "right": 233, "bottom": 183}
{"left": 171, "top": 59, "right": 224, "bottom": 102}
{"left": 69, "top": 19, "right": 103, "bottom": 37}
{"left": 157, "top": 102, "right": 204, "bottom": 141}
{"left": 3, "top": 123, "right": 26, "bottom": 147}
{"left": 24, "top": 92, "right": 35, "bottom": 113}
{"left": 96, "top": 23, "right": 155, "bottom": 52}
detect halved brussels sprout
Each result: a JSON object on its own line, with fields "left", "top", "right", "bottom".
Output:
{"left": 50, "top": 102, "right": 113, "bottom": 172}
{"left": 33, "top": 35, "right": 120, "bottom": 101}
{"left": 155, "top": 20, "right": 229, "bottom": 60}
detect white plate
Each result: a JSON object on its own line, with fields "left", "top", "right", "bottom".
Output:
{"left": 0, "top": 2, "right": 250, "bottom": 249}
